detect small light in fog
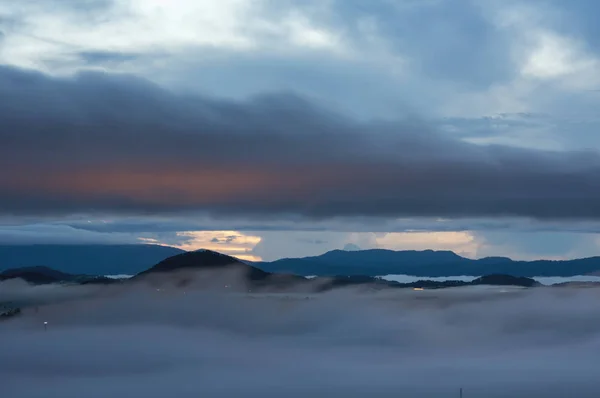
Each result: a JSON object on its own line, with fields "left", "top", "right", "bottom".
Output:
{"left": 413, "top": 287, "right": 424, "bottom": 291}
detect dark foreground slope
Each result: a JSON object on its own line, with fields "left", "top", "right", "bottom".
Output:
{"left": 0, "top": 244, "right": 185, "bottom": 275}
{"left": 256, "top": 249, "right": 600, "bottom": 277}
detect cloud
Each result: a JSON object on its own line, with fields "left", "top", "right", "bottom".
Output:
{"left": 3, "top": 65, "right": 600, "bottom": 221}
{"left": 168, "top": 231, "right": 261, "bottom": 261}
{"left": 473, "top": 230, "right": 600, "bottom": 261}
{"left": 59, "top": 215, "right": 600, "bottom": 235}
{"left": 3, "top": 0, "right": 600, "bottom": 145}
{"left": 3, "top": 1, "right": 600, "bottom": 261}
{"left": 0, "top": 223, "right": 140, "bottom": 245}
{"left": 2, "top": 218, "right": 599, "bottom": 262}
{"left": 77, "top": 50, "right": 141, "bottom": 65}
{"left": 0, "top": 0, "right": 348, "bottom": 74}
{"left": 3, "top": 282, "right": 600, "bottom": 397}
{"left": 249, "top": 231, "right": 481, "bottom": 262}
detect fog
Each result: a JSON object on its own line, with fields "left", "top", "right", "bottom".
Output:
{"left": 2, "top": 278, "right": 600, "bottom": 397}
{"left": 381, "top": 274, "right": 600, "bottom": 285}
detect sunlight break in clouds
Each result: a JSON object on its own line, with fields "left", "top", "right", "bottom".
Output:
{"left": 161, "top": 230, "right": 262, "bottom": 261}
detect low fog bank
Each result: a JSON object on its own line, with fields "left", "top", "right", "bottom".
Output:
{"left": 105, "top": 273, "right": 600, "bottom": 286}
{"left": 382, "top": 274, "right": 600, "bottom": 285}
{"left": 0, "top": 278, "right": 108, "bottom": 308}
{"left": 3, "top": 274, "right": 600, "bottom": 397}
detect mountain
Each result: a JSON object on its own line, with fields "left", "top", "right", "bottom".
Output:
{"left": 255, "top": 249, "right": 469, "bottom": 276}
{"left": 0, "top": 244, "right": 185, "bottom": 275}
{"left": 0, "top": 266, "right": 74, "bottom": 284}
{"left": 136, "top": 249, "right": 270, "bottom": 281}
{"left": 471, "top": 274, "right": 538, "bottom": 287}
{"left": 315, "top": 274, "right": 538, "bottom": 292}
{"left": 0, "top": 266, "right": 120, "bottom": 285}
{"left": 3, "top": 244, "right": 599, "bottom": 282}
{"left": 255, "top": 249, "right": 600, "bottom": 277}
{"left": 132, "top": 249, "right": 309, "bottom": 290}
{"left": 0, "top": 250, "right": 538, "bottom": 292}
{"left": 134, "top": 249, "right": 539, "bottom": 291}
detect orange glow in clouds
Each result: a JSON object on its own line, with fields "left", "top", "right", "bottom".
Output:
{"left": 140, "top": 231, "right": 262, "bottom": 262}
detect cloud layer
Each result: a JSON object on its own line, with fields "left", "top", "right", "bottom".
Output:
{"left": 3, "top": 0, "right": 600, "bottom": 259}
{"left": 3, "top": 281, "right": 600, "bottom": 397}
{"left": 2, "top": 65, "right": 600, "bottom": 220}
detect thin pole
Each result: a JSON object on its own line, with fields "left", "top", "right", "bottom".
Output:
{"left": 460, "top": 387, "right": 463, "bottom": 398}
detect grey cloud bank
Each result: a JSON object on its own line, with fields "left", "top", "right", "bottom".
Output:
{"left": 3, "top": 281, "right": 600, "bottom": 397}
{"left": 2, "top": 65, "right": 600, "bottom": 220}
{"left": 3, "top": 0, "right": 600, "bottom": 259}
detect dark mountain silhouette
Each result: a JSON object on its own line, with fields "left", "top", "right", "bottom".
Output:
{"left": 315, "top": 274, "right": 538, "bottom": 292}
{"left": 0, "top": 265, "right": 120, "bottom": 285}
{"left": 0, "top": 251, "right": 538, "bottom": 291}
{"left": 471, "top": 274, "right": 538, "bottom": 287}
{"left": 0, "top": 266, "right": 74, "bottom": 284}
{"left": 136, "top": 249, "right": 271, "bottom": 281}
{"left": 255, "top": 249, "right": 600, "bottom": 277}
{"left": 0, "top": 244, "right": 184, "bottom": 275}
{"left": 131, "top": 249, "right": 312, "bottom": 291}
{"left": 2, "top": 243, "right": 598, "bottom": 283}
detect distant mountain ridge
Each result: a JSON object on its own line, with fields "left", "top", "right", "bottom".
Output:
{"left": 0, "top": 250, "right": 538, "bottom": 291}
{"left": 255, "top": 249, "right": 600, "bottom": 277}
{"left": 0, "top": 244, "right": 184, "bottom": 275}
{"left": 1, "top": 244, "right": 600, "bottom": 278}
{"left": 0, "top": 266, "right": 118, "bottom": 285}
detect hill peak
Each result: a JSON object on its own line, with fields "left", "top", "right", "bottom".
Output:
{"left": 138, "top": 250, "right": 244, "bottom": 275}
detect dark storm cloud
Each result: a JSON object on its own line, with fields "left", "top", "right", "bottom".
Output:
{"left": 2, "top": 65, "right": 600, "bottom": 220}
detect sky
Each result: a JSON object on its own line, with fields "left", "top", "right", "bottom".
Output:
{"left": 2, "top": 0, "right": 600, "bottom": 261}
